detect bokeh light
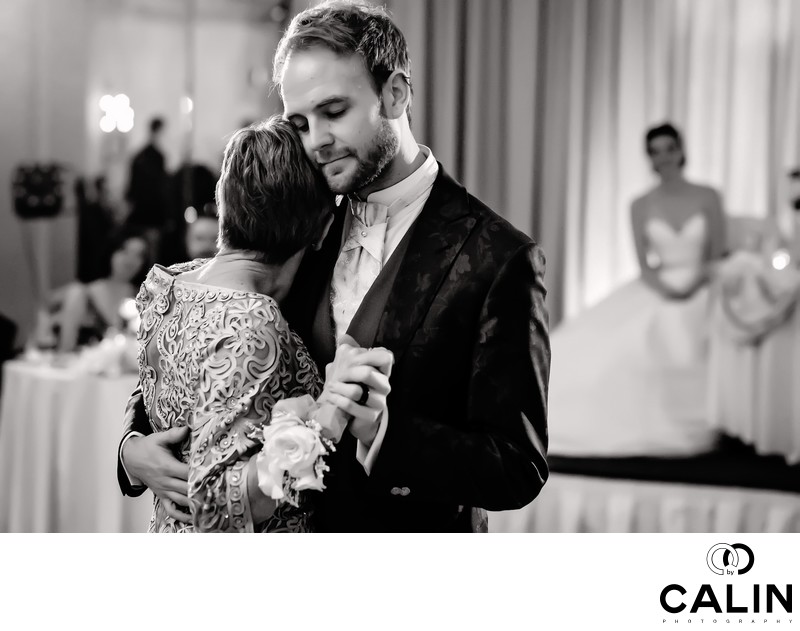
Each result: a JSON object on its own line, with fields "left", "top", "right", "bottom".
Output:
{"left": 772, "top": 249, "right": 791, "bottom": 271}
{"left": 98, "top": 93, "right": 134, "bottom": 133}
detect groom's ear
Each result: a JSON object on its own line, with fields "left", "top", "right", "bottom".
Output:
{"left": 380, "top": 70, "right": 411, "bottom": 121}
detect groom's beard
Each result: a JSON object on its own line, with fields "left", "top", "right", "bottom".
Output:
{"left": 326, "top": 116, "right": 398, "bottom": 194}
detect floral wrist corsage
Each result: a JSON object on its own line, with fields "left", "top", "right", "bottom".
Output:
{"left": 256, "top": 395, "right": 338, "bottom": 507}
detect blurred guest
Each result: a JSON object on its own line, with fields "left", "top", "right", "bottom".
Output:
{"left": 159, "top": 203, "right": 219, "bottom": 266}
{"left": 548, "top": 122, "right": 727, "bottom": 457}
{"left": 0, "top": 312, "right": 18, "bottom": 393}
{"left": 184, "top": 209, "right": 219, "bottom": 260}
{"left": 159, "top": 163, "right": 217, "bottom": 263}
{"left": 790, "top": 168, "right": 800, "bottom": 211}
{"left": 125, "top": 117, "right": 169, "bottom": 251}
{"left": 55, "top": 231, "right": 149, "bottom": 352}
{"left": 168, "top": 163, "right": 217, "bottom": 228}
{"left": 77, "top": 176, "right": 115, "bottom": 283}
{"left": 789, "top": 169, "right": 800, "bottom": 260}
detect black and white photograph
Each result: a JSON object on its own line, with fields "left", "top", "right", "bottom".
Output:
{"left": 3, "top": 0, "right": 800, "bottom": 627}
{"left": 1, "top": 0, "right": 799, "bottom": 570}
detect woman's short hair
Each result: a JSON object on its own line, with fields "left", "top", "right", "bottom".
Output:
{"left": 645, "top": 122, "right": 686, "bottom": 168}
{"left": 216, "top": 116, "right": 332, "bottom": 264}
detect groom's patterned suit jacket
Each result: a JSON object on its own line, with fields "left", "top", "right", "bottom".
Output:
{"left": 118, "top": 164, "right": 550, "bottom": 532}
{"left": 285, "top": 165, "right": 550, "bottom": 532}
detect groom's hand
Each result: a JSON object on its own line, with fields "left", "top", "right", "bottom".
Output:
{"left": 324, "top": 369, "right": 391, "bottom": 447}
{"left": 319, "top": 336, "right": 393, "bottom": 447}
{"left": 122, "top": 427, "right": 191, "bottom": 520}
{"left": 334, "top": 334, "right": 393, "bottom": 376}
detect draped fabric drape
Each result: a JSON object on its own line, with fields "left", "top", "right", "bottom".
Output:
{"left": 285, "top": 0, "right": 800, "bottom": 326}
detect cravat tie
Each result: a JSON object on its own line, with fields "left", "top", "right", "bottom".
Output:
{"left": 330, "top": 199, "right": 389, "bottom": 342}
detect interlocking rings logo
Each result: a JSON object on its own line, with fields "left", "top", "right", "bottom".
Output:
{"left": 706, "top": 543, "right": 755, "bottom": 576}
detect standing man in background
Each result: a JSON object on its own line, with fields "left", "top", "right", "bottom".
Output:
{"left": 125, "top": 117, "right": 169, "bottom": 255}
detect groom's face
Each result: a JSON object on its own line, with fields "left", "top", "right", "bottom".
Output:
{"left": 280, "top": 46, "right": 398, "bottom": 194}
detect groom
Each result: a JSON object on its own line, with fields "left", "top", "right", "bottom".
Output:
{"left": 118, "top": 0, "right": 550, "bottom": 532}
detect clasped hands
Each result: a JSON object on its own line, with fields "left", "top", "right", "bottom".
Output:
{"left": 121, "top": 335, "right": 393, "bottom": 522}
{"left": 316, "top": 334, "right": 393, "bottom": 446}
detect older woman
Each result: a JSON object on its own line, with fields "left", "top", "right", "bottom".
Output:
{"left": 135, "top": 117, "right": 391, "bottom": 532}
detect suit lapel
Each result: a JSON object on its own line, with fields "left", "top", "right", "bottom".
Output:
{"left": 288, "top": 171, "right": 477, "bottom": 365}
{"left": 375, "top": 166, "right": 477, "bottom": 360}
{"left": 283, "top": 199, "right": 346, "bottom": 339}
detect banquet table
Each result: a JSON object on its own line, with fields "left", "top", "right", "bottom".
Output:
{"left": 0, "top": 359, "right": 153, "bottom": 533}
{"left": 707, "top": 255, "right": 800, "bottom": 464}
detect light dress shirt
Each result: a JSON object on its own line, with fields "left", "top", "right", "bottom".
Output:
{"left": 337, "top": 146, "right": 439, "bottom": 473}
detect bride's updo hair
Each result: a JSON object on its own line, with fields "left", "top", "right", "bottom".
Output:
{"left": 216, "top": 115, "right": 333, "bottom": 264}
{"left": 645, "top": 122, "right": 686, "bottom": 168}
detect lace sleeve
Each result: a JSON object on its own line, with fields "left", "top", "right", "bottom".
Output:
{"left": 187, "top": 297, "right": 304, "bottom": 532}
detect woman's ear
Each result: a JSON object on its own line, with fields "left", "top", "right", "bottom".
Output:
{"left": 313, "top": 211, "right": 336, "bottom": 251}
{"left": 380, "top": 70, "right": 411, "bottom": 121}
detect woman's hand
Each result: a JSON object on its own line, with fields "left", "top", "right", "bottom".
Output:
{"left": 317, "top": 335, "right": 393, "bottom": 445}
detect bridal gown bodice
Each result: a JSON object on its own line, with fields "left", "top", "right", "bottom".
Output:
{"left": 548, "top": 212, "right": 720, "bottom": 457}
{"left": 136, "top": 260, "right": 322, "bottom": 532}
{"left": 645, "top": 214, "right": 707, "bottom": 294}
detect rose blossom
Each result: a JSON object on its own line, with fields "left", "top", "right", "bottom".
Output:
{"left": 256, "top": 397, "right": 326, "bottom": 500}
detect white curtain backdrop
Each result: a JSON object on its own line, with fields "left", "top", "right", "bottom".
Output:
{"left": 532, "top": 0, "right": 800, "bottom": 323}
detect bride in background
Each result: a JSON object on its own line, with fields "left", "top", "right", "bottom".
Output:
{"left": 549, "top": 123, "right": 727, "bottom": 457}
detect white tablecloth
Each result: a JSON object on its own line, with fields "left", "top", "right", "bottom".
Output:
{"left": 0, "top": 360, "right": 153, "bottom": 532}
{"left": 489, "top": 473, "right": 800, "bottom": 533}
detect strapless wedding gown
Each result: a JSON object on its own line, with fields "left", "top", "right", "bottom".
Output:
{"left": 548, "top": 214, "right": 720, "bottom": 457}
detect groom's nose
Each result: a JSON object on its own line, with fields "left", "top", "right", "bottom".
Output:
{"left": 307, "top": 120, "right": 334, "bottom": 154}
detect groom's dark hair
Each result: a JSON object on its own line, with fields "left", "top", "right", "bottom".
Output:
{"left": 273, "top": 0, "right": 413, "bottom": 122}
{"left": 216, "top": 116, "right": 332, "bottom": 264}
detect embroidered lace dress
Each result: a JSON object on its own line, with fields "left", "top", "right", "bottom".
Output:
{"left": 136, "top": 260, "right": 322, "bottom": 532}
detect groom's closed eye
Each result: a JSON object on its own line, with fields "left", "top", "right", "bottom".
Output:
{"left": 290, "top": 110, "right": 346, "bottom": 135}
{"left": 324, "top": 107, "right": 346, "bottom": 119}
